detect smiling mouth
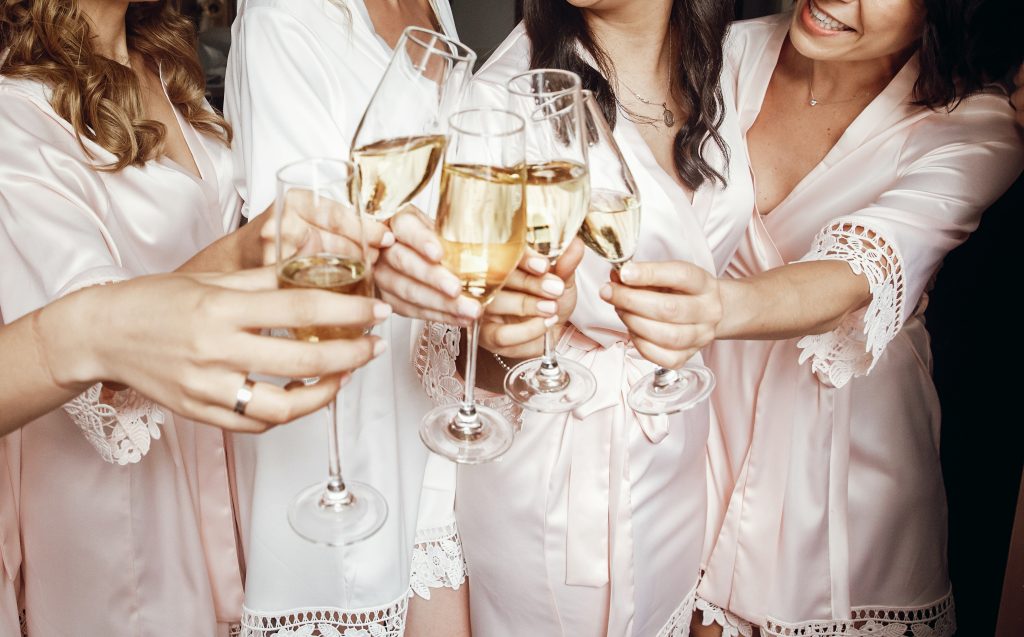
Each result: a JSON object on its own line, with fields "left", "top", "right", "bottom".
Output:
{"left": 808, "top": 0, "right": 854, "bottom": 32}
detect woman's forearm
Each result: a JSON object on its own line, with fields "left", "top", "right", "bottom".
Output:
{"left": 178, "top": 212, "right": 268, "bottom": 273}
{"left": 715, "top": 260, "right": 872, "bottom": 341}
{"left": 0, "top": 291, "right": 99, "bottom": 436}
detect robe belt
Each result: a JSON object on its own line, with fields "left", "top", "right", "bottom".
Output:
{"left": 0, "top": 434, "right": 21, "bottom": 583}
{"left": 558, "top": 328, "right": 670, "bottom": 588}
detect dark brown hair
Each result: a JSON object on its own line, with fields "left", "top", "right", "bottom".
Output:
{"left": 524, "top": 0, "right": 733, "bottom": 189}
{"left": 915, "top": 0, "right": 1023, "bottom": 108}
{"left": 0, "top": 0, "right": 230, "bottom": 170}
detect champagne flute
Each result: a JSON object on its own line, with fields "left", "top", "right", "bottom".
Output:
{"left": 578, "top": 91, "right": 715, "bottom": 415}
{"left": 420, "top": 109, "right": 527, "bottom": 464}
{"left": 501, "top": 69, "right": 598, "bottom": 413}
{"left": 351, "top": 27, "right": 476, "bottom": 220}
{"left": 275, "top": 158, "right": 387, "bottom": 545}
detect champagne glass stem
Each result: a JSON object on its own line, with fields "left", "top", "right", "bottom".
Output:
{"left": 452, "top": 319, "right": 483, "bottom": 438}
{"left": 536, "top": 256, "right": 564, "bottom": 382}
{"left": 322, "top": 396, "right": 353, "bottom": 507}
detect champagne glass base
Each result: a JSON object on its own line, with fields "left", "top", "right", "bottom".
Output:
{"left": 420, "top": 404, "right": 515, "bottom": 464}
{"left": 288, "top": 480, "right": 388, "bottom": 547}
{"left": 504, "top": 358, "right": 598, "bottom": 413}
{"left": 627, "top": 366, "right": 716, "bottom": 416}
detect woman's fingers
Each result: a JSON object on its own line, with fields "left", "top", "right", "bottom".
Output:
{"left": 231, "top": 333, "right": 386, "bottom": 379}
{"left": 599, "top": 281, "right": 714, "bottom": 324}
{"left": 501, "top": 267, "right": 565, "bottom": 299}
{"left": 390, "top": 207, "right": 445, "bottom": 262}
{"left": 378, "top": 241, "right": 463, "bottom": 299}
{"left": 224, "top": 289, "right": 390, "bottom": 331}
{"left": 480, "top": 316, "right": 551, "bottom": 352}
{"left": 617, "top": 260, "right": 715, "bottom": 294}
{"left": 374, "top": 264, "right": 480, "bottom": 321}
{"left": 629, "top": 337, "right": 700, "bottom": 371}
{"left": 617, "top": 311, "right": 713, "bottom": 353}
{"left": 486, "top": 289, "right": 559, "bottom": 318}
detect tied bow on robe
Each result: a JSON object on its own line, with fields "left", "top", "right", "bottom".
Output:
{"left": 557, "top": 327, "right": 673, "bottom": 589}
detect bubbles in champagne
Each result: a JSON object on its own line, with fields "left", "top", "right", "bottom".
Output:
{"left": 579, "top": 189, "right": 641, "bottom": 264}
{"left": 435, "top": 164, "right": 526, "bottom": 304}
{"left": 277, "top": 254, "right": 373, "bottom": 341}
{"left": 352, "top": 134, "right": 446, "bottom": 219}
{"left": 524, "top": 160, "right": 589, "bottom": 259}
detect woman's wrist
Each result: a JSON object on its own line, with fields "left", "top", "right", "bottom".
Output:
{"left": 36, "top": 286, "right": 112, "bottom": 390}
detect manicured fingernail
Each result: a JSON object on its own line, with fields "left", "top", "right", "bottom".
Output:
{"left": 380, "top": 231, "right": 396, "bottom": 248}
{"left": 528, "top": 257, "right": 549, "bottom": 274}
{"left": 541, "top": 276, "right": 564, "bottom": 296}
{"left": 599, "top": 284, "right": 612, "bottom": 301}
{"left": 457, "top": 296, "right": 482, "bottom": 319}
{"left": 372, "top": 339, "right": 388, "bottom": 357}
{"left": 441, "top": 275, "right": 462, "bottom": 298}
{"left": 373, "top": 302, "right": 393, "bottom": 320}
{"left": 544, "top": 315, "right": 559, "bottom": 327}
{"left": 619, "top": 263, "right": 636, "bottom": 283}
{"left": 537, "top": 300, "right": 557, "bottom": 315}
{"left": 425, "top": 242, "right": 444, "bottom": 262}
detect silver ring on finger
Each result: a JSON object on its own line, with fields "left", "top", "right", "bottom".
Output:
{"left": 233, "top": 377, "right": 257, "bottom": 415}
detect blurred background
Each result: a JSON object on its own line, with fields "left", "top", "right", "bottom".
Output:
{"left": 175, "top": 1, "right": 1022, "bottom": 635}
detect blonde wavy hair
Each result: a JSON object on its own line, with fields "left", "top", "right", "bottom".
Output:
{"left": 0, "top": 0, "right": 230, "bottom": 171}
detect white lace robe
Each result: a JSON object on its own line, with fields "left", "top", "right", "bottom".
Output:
{"left": 697, "top": 14, "right": 1024, "bottom": 637}
{"left": 224, "top": 2, "right": 465, "bottom": 635}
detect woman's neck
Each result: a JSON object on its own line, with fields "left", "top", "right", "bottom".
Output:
{"left": 77, "top": 0, "right": 131, "bottom": 64}
{"left": 582, "top": 1, "right": 673, "bottom": 81}
{"left": 785, "top": 41, "right": 914, "bottom": 105}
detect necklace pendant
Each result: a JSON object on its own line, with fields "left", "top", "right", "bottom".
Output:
{"left": 809, "top": 97, "right": 818, "bottom": 106}
{"left": 663, "top": 107, "right": 674, "bottom": 127}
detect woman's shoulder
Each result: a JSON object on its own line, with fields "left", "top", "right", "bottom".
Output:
{"left": 0, "top": 77, "right": 80, "bottom": 149}
{"left": 237, "top": 0, "right": 349, "bottom": 33}
{"left": 725, "top": 13, "right": 789, "bottom": 64}
{"left": 474, "top": 22, "right": 530, "bottom": 88}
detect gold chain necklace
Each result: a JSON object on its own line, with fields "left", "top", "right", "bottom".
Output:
{"left": 614, "top": 78, "right": 675, "bottom": 127}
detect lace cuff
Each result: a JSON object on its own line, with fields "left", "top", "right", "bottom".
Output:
{"left": 62, "top": 383, "right": 165, "bottom": 465}
{"left": 763, "top": 593, "right": 955, "bottom": 637}
{"left": 413, "top": 321, "right": 521, "bottom": 427}
{"left": 795, "top": 221, "right": 905, "bottom": 388}
{"left": 240, "top": 597, "right": 408, "bottom": 637}
{"left": 695, "top": 596, "right": 754, "bottom": 637}
{"left": 408, "top": 520, "right": 467, "bottom": 601}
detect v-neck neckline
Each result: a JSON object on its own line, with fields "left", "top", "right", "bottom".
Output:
{"left": 743, "top": 16, "right": 920, "bottom": 220}
{"left": 154, "top": 65, "right": 209, "bottom": 186}
{"left": 351, "top": 0, "right": 450, "bottom": 60}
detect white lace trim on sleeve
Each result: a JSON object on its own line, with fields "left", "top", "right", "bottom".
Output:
{"left": 62, "top": 383, "right": 165, "bottom": 465}
{"left": 413, "top": 321, "right": 522, "bottom": 427}
{"left": 695, "top": 595, "right": 754, "bottom": 637}
{"left": 795, "top": 221, "right": 905, "bottom": 388}
{"left": 240, "top": 596, "right": 408, "bottom": 637}
{"left": 408, "top": 519, "right": 467, "bottom": 601}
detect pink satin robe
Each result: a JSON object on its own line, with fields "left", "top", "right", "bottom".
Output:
{"left": 446, "top": 25, "right": 754, "bottom": 636}
{"left": 0, "top": 75, "right": 244, "bottom": 635}
{"left": 697, "top": 15, "right": 1024, "bottom": 636}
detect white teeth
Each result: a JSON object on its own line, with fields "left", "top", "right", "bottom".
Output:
{"left": 808, "top": 0, "right": 852, "bottom": 31}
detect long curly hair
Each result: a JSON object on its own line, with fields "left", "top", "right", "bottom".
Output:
{"left": 524, "top": 0, "right": 733, "bottom": 189}
{"left": 0, "top": 0, "right": 230, "bottom": 171}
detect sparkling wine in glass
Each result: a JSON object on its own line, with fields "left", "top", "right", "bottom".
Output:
{"left": 502, "top": 69, "right": 598, "bottom": 413}
{"left": 274, "top": 157, "right": 387, "bottom": 545}
{"left": 579, "top": 91, "right": 715, "bottom": 415}
{"left": 420, "top": 109, "right": 527, "bottom": 464}
{"left": 351, "top": 26, "right": 475, "bottom": 220}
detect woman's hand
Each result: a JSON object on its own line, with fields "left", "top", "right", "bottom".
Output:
{"left": 599, "top": 260, "right": 721, "bottom": 369}
{"left": 478, "top": 238, "right": 584, "bottom": 359}
{"left": 374, "top": 207, "right": 482, "bottom": 325}
{"left": 43, "top": 267, "right": 391, "bottom": 433}
{"left": 259, "top": 198, "right": 395, "bottom": 267}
